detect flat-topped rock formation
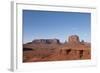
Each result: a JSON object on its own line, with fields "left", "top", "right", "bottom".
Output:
{"left": 23, "top": 35, "right": 91, "bottom": 62}
{"left": 32, "top": 39, "right": 60, "bottom": 44}
{"left": 23, "top": 39, "right": 61, "bottom": 51}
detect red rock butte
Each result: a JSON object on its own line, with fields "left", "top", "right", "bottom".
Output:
{"left": 23, "top": 35, "right": 91, "bottom": 62}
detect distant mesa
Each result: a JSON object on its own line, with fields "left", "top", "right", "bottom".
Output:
{"left": 23, "top": 35, "right": 90, "bottom": 50}
{"left": 32, "top": 39, "right": 60, "bottom": 44}
{"left": 24, "top": 35, "right": 88, "bottom": 45}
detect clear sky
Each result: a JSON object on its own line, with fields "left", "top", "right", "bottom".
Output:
{"left": 23, "top": 10, "right": 91, "bottom": 44}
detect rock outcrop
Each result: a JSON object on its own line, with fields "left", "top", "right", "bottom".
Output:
{"left": 23, "top": 35, "right": 91, "bottom": 62}
{"left": 68, "top": 35, "right": 80, "bottom": 43}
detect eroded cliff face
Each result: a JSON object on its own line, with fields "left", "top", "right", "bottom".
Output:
{"left": 23, "top": 35, "right": 91, "bottom": 62}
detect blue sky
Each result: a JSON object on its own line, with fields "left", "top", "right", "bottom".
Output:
{"left": 23, "top": 10, "right": 91, "bottom": 43}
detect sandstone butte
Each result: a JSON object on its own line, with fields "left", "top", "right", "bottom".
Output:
{"left": 23, "top": 35, "right": 91, "bottom": 62}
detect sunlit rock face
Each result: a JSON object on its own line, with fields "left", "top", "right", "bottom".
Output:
{"left": 23, "top": 35, "right": 91, "bottom": 62}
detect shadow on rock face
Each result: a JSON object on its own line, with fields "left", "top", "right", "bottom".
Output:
{"left": 23, "top": 48, "right": 33, "bottom": 51}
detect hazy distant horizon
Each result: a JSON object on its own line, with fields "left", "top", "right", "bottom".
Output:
{"left": 23, "top": 36, "right": 91, "bottom": 44}
{"left": 23, "top": 10, "right": 91, "bottom": 44}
